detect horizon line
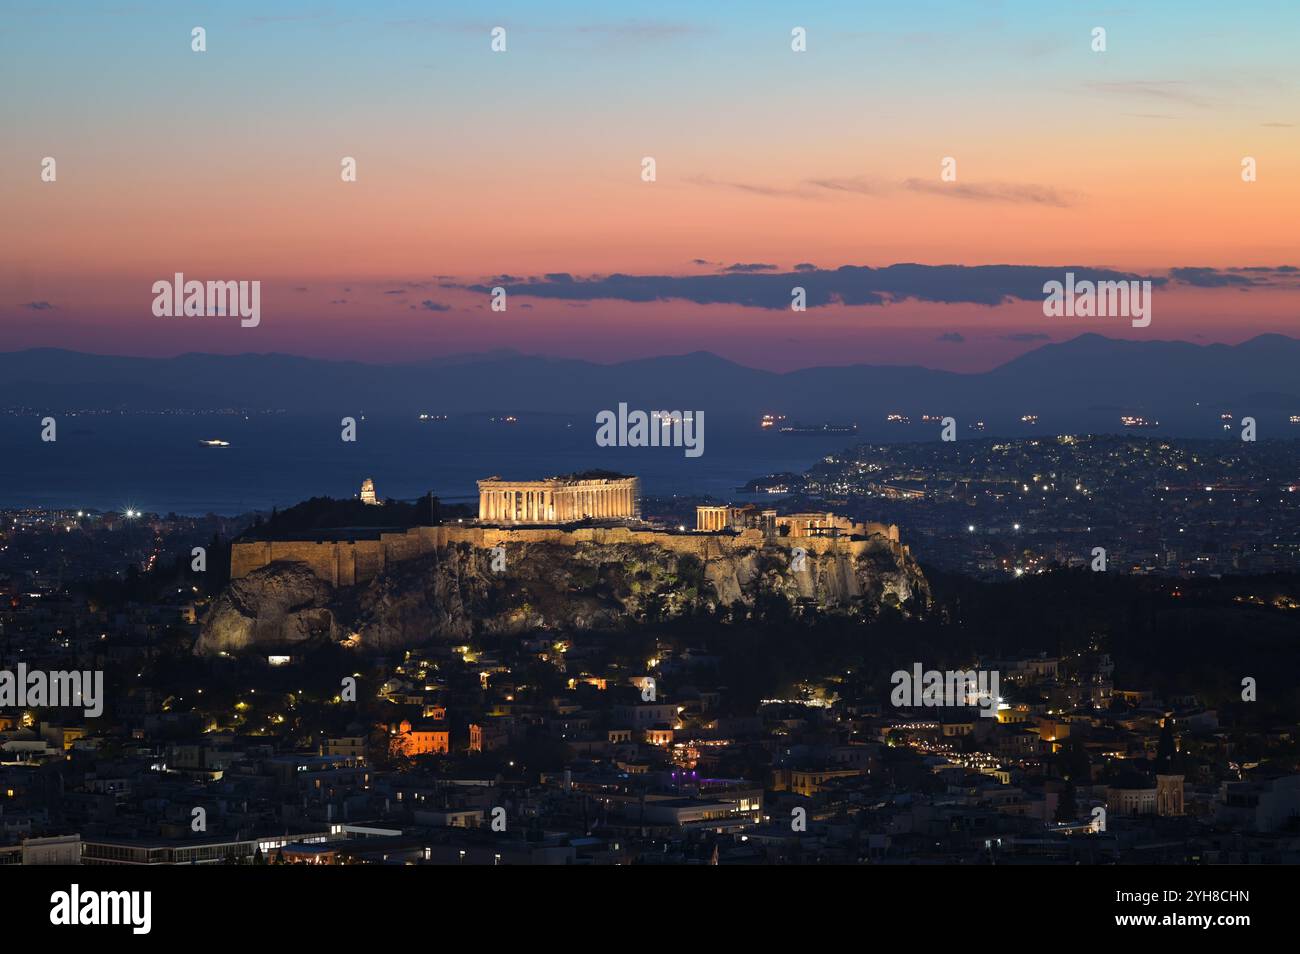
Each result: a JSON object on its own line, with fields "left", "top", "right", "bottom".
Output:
{"left": 4, "top": 332, "right": 1295, "bottom": 377}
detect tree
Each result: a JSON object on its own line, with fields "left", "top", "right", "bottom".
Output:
{"left": 1055, "top": 781, "right": 1078, "bottom": 822}
{"left": 1156, "top": 718, "right": 1176, "bottom": 769}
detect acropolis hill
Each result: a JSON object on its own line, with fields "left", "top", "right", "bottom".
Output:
{"left": 202, "top": 473, "right": 928, "bottom": 655}
{"left": 229, "top": 472, "right": 910, "bottom": 588}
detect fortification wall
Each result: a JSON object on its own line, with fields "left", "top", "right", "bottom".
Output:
{"left": 231, "top": 521, "right": 903, "bottom": 585}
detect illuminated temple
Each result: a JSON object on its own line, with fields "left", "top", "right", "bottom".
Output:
{"left": 477, "top": 473, "right": 640, "bottom": 524}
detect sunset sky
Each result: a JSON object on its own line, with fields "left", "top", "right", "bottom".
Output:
{"left": 3, "top": 0, "right": 1298, "bottom": 371}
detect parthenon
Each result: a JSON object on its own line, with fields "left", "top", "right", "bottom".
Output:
{"left": 477, "top": 473, "right": 640, "bottom": 524}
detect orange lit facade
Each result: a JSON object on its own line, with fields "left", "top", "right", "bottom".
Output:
{"left": 389, "top": 709, "right": 450, "bottom": 757}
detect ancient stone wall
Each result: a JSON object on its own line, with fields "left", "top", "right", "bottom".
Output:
{"left": 231, "top": 521, "right": 905, "bottom": 586}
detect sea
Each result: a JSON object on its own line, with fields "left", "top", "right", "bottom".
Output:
{"left": 0, "top": 410, "right": 1257, "bottom": 516}
{"left": 0, "top": 413, "right": 848, "bottom": 516}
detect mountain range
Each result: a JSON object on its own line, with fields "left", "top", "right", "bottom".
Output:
{"left": 4, "top": 334, "right": 1299, "bottom": 427}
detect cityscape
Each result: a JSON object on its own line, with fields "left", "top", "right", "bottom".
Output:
{"left": 2, "top": 0, "right": 1291, "bottom": 934}
{"left": 2, "top": 445, "right": 1297, "bottom": 871}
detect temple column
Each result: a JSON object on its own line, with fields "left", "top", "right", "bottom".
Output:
{"left": 480, "top": 491, "right": 487, "bottom": 520}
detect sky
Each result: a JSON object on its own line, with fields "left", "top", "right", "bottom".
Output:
{"left": 2, "top": 0, "right": 1298, "bottom": 371}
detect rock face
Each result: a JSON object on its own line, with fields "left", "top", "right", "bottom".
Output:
{"left": 196, "top": 538, "right": 930, "bottom": 656}
{"left": 198, "top": 562, "right": 340, "bottom": 655}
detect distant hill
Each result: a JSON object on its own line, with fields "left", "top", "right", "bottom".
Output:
{"left": 3, "top": 335, "right": 1300, "bottom": 426}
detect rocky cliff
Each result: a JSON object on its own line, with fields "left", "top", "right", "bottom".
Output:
{"left": 196, "top": 537, "right": 930, "bottom": 655}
